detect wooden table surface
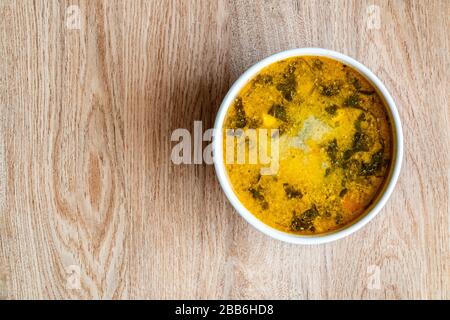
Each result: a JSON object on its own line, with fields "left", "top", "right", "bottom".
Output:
{"left": 0, "top": 0, "right": 448, "bottom": 300}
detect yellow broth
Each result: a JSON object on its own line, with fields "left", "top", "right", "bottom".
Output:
{"left": 223, "top": 56, "right": 392, "bottom": 234}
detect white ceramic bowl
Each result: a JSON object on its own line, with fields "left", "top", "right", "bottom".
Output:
{"left": 213, "top": 48, "right": 403, "bottom": 244}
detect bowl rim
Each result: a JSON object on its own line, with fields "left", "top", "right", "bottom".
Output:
{"left": 213, "top": 47, "right": 403, "bottom": 244}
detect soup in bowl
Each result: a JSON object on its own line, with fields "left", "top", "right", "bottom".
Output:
{"left": 213, "top": 48, "right": 403, "bottom": 244}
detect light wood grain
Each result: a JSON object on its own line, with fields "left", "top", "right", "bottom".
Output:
{"left": 0, "top": 0, "right": 448, "bottom": 299}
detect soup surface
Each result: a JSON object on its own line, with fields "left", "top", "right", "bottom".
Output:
{"left": 223, "top": 56, "right": 392, "bottom": 234}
